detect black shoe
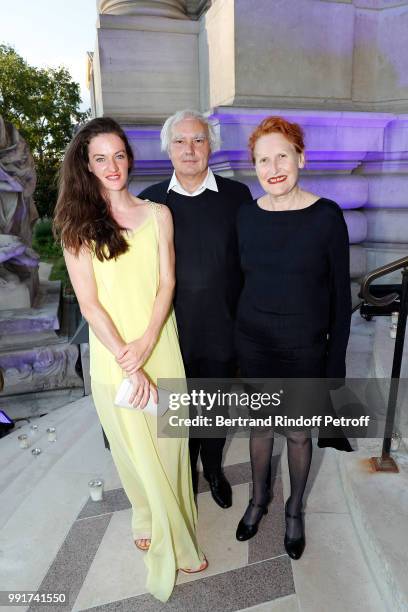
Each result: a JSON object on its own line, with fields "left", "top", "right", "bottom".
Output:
{"left": 318, "top": 436, "right": 353, "bottom": 452}
{"left": 236, "top": 498, "right": 268, "bottom": 541}
{"left": 284, "top": 500, "right": 305, "bottom": 560}
{"left": 205, "top": 471, "right": 232, "bottom": 508}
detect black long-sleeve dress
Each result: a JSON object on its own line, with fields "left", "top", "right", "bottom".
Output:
{"left": 236, "top": 198, "right": 352, "bottom": 441}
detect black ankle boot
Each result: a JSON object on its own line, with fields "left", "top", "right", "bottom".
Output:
{"left": 284, "top": 500, "right": 305, "bottom": 560}
{"left": 236, "top": 498, "right": 268, "bottom": 542}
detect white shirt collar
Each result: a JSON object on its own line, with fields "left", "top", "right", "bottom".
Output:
{"left": 167, "top": 168, "right": 218, "bottom": 197}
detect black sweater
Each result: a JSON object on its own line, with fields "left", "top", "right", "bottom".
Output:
{"left": 139, "top": 175, "right": 252, "bottom": 363}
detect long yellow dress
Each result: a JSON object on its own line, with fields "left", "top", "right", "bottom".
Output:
{"left": 89, "top": 202, "right": 204, "bottom": 602}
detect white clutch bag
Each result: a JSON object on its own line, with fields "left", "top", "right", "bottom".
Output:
{"left": 114, "top": 378, "right": 170, "bottom": 417}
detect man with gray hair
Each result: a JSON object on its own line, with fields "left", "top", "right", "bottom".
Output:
{"left": 139, "top": 110, "right": 252, "bottom": 509}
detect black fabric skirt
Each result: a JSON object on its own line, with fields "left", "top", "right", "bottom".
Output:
{"left": 235, "top": 307, "right": 353, "bottom": 450}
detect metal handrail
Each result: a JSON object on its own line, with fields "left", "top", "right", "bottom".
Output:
{"left": 358, "top": 254, "right": 408, "bottom": 473}
{"left": 359, "top": 255, "right": 408, "bottom": 307}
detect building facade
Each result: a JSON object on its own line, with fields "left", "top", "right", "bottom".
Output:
{"left": 88, "top": 0, "right": 408, "bottom": 289}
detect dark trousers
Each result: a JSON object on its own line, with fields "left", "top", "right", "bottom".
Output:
{"left": 185, "top": 358, "right": 236, "bottom": 479}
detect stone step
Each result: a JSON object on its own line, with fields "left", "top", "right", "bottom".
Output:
{"left": 0, "top": 280, "right": 61, "bottom": 335}
{"left": 338, "top": 443, "right": 408, "bottom": 612}
{"left": 0, "top": 341, "right": 83, "bottom": 399}
{"left": 351, "top": 281, "right": 362, "bottom": 311}
{"left": 339, "top": 312, "right": 408, "bottom": 612}
{"left": 0, "top": 279, "right": 84, "bottom": 401}
{"left": 0, "top": 387, "right": 84, "bottom": 420}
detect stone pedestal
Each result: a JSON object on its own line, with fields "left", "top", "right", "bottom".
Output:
{"left": 200, "top": 0, "right": 408, "bottom": 113}
{"left": 92, "top": 0, "right": 408, "bottom": 116}
{"left": 91, "top": 0, "right": 200, "bottom": 121}
{"left": 0, "top": 281, "right": 84, "bottom": 415}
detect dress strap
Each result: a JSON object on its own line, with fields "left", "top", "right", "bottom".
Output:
{"left": 145, "top": 199, "right": 163, "bottom": 240}
{"left": 146, "top": 200, "right": 163, "bottom": 215}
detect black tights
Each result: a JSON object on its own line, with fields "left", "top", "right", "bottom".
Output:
{"left": 244, "top": 428, "right": 312, "bottom": 540}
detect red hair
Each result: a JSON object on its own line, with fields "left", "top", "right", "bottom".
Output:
{"left": 249, "top": 116, "right": 305, "bottom": 163}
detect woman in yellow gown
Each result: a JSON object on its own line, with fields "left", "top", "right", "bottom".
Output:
{"left": 53, "top": 117, "right": 206, "bottom": 602}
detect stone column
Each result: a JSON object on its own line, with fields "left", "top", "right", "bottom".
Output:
{"left": 92, "top": 0, "right": 200, "bottom": 121}
{"left": 98, "top": 0, "right": 189, "bottom": 19}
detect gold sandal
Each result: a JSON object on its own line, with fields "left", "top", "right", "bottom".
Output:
{"left": 180, "top": 557, "right": 208, "bottom": 574}
{"left": 134, "top": 538, "right": 151, "bottom": 551}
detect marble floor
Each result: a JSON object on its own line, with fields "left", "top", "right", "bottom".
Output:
{"left": 0, "top": 394, "right": 388, "bottom": 612}
{"left": 1, "top": 311, "right": 405, "bottom": 611}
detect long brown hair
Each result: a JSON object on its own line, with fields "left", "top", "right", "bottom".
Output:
{"left": 53, "top": 117, "right": 134, "bottom": 261}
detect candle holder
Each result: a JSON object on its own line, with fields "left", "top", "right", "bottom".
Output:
{"left": 390, "top": 324, "right": 397, "bottom": 339}
{"left": 30, "top": 424, "right": 39, "bottom": 437}
{"left": 88, "top": 479, "right": 104, "bottom": 502}
{"left": 18, "top": 434, "right": 29, "bottom": 449}
{"left": 391, "top": 312, "right": 399, "bottom": 326}
{"left": 47, "top": 427, "right": 57, "bottom": 442}
{"left": 31, "top": 448, "right": 42, "bottom": 456}
{"left": 391, "top": 431, "right": 402, "bottom": 452}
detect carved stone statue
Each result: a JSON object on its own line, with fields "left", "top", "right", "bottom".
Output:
{"left": 0, "top": 115, "right": 39, "bottom": 310}
{"left": 0, "top": 122, "right": 83, "bottom": 409}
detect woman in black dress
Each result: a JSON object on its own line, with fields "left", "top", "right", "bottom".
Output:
{"left": 235, "top": 116, "right": 352, "bottom": 559}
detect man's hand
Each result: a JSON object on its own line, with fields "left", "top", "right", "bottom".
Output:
{"left": 128, "top": 370, "right": 159, "bottom": 409}
{"left": 116, "top": 334, "right": 155, "bottom": 373}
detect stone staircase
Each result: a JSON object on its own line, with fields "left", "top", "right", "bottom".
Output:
{"left": 338, "top": 313, "right": 408, "bottom": 612}
{"left": 0, "top": 280, "right": 83, "bottom": 419}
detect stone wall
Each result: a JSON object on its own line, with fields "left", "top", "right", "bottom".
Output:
{"left": 203, "top": 0, "right": 408, "bottom": 112}
{"left": 128, "top": 107, "right": 408, "bottom": 289}
{"left": 89, "top": 0, "right": 408, "bottom": 289}
{"left": 92, "top": 0, "right": 408, "bottom": 117}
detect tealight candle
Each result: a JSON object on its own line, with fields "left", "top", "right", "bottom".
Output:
{"left": 47, "top": 427, "right": 57, "bottom": 442}
{"left": 31, "top": 448, "right": 42, "bottom": 456}
{"left": 390, "top": 324, "right": 397, "bottom": 339}
{"left": 18, "top": 434, "right": 29, "bottom": 449}
{"left": 30, "top": 424, "right": 39, "bottom": 437}
{"left": 391, "top": 312, "right": 399, "bottom": 326}
{"left": 88, "top": 479, "right": 104, "bottom": 502}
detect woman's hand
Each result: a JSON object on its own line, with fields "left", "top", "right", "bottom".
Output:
{"left": 128, "top": 370, "right": 158, "bottom": 409}
{"left": 116, "top": 333, "right": 156, "bottom": 374}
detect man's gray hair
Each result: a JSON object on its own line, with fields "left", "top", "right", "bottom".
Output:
{"left": 160, "top": 109, "right": 220, "bottom": 153}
